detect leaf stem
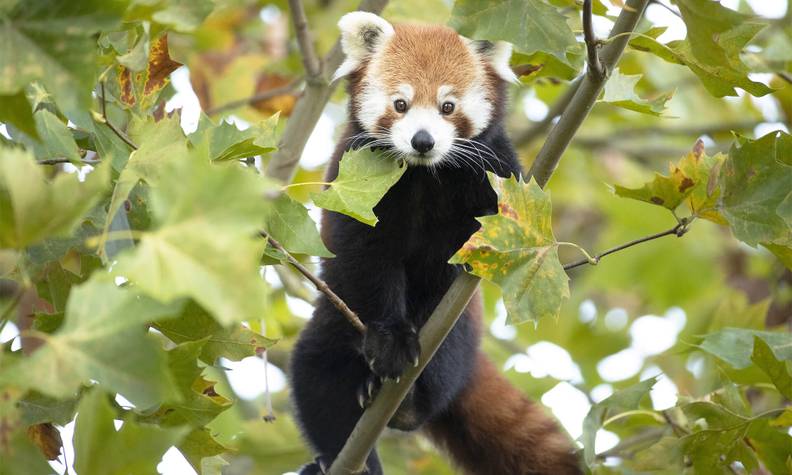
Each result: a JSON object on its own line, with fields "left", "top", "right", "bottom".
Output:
{"left": 603, "top": 409, "right": 666, "bottom": 427}
{"left": 0, "top": 288, "right": 24, "bottom": 337}
{"left": 260, "top": 231, "right": 366, "bottom": 333}
{"left": 558, "top": 241, "right": 598, "bottom": 266}
{"left": 281, "top": 181, "right": 332, "bottom": 190}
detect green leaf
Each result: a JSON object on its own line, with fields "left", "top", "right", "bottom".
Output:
{"left": 0, "top": 279, "right": 182, "bottom": 407}
{"left": 697, "top": 328, "right": 792, "bottom": 369}
{"left": 263, "top": 194, "right": 333, "bottom": 258}
{"left": 73, "top": 388, "right": 189, "bottom": 475}
{"left": 150, "top": 0, "right": 215, "bottom": 32}
{"left": 177, "top": 429, "right": 230, "bottom": 473}
{"left": 0, "top": 0, "right": 128, "bottom": 116}
{"left": 153, "top": 301, "right": 276, "bottom": 364}
{"left": 581, "top": 377, "right": 657, "bottom": 465}
{"left": 600, "top": 68, "right": 673, "bottom": 116}
{"left": 448, "top": 0, "right": 578, "bottom": 64}
{"left": 142, "top": 339, "right": 231, "bottom": 429}
{"left": 0, "top": 387, "right": 52, "bottom": 475}
{"left": 629, "top": 8, "right": 773, "bottom": 98}
{"left": 18, "top": 391, "right": 79, "bottom": 426}
{"left": 32, "top": 109, "right": 80, "bottom": 162}
{"left": 113, "top": 153, "right": 273, "bottom": 326}
{"left": 0, "top": 91, "right": 37, "bottom": 139}
{"left": 719, "top": 132, "right": 792, "bottom": 255}
{"left": 751, "top": 336, "right": 792, "bottom": 399}
{"left": 681, "top": 400, "right": 758, "bottom": 474}
{"left": 0, "top": 147, "right": 109, "bottom": 248}
{"left": 630, "top": 436, "right": 684, "bottom": 472}
{"left": 311, "top": 148, "right": 407, "bottom": 226}
{"left": 450, "top": 174, "right": 569, "bottom": 324}
{"left": 188, "top": 113, "right": 279, "bottom": 162}
{"left": 746, "top": 419, "right": 792, "bottom": 475}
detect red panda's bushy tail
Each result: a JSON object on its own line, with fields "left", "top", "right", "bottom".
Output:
{"left": 425, "top": 352, "right": 583, "bottom": 475}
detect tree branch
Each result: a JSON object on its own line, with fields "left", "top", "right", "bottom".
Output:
{"left": 528, "top": 0, "right": 651, "bottom": 187}
{"left": 327, "top": 273, "right": 480, "bottom": 475}
{"left": 563, "top": 219, "right": 691, "bottom": 271}
{"left": 513, "top": 76, "right": 582, "bottom": 147}
{"left": 260, "top": 231, "right": 366, "bottom": 333}
{"left": 100, "top": 82, "right": 138, "bottom": 151}
{"left": 205, "top": 78, "right": 303, "bottom": 116}
{"left": 326, "top": 1, "right": 651, "bottom": 473}
{"left": 264, "top": 0, "right": 391, "bottom": 182}
{"left": 37, "top": 158, "right": 100, "bottom": 166}
{"left": 288, "top": 0, "right": 321, "bottom": 79}
{"left": 583, "top": 0, "right": 605, "bottom": 81}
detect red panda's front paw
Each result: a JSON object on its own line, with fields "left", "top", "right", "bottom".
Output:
{"left": 362, "top": 321, "right": 421, "bottom": 381}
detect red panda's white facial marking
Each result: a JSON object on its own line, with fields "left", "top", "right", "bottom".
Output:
{"left": 336, "top": 13, "right": 517, "bottom": 167}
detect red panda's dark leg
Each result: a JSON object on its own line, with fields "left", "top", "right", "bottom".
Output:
{"left": 290, "top": 303, "right": 384, "bottom": 475}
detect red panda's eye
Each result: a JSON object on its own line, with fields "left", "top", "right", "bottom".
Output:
{"left": 394, "top": 99, "right": 407, "bottom": 113}
{"left": 441, "top": 102, "right": 455, "bottom": 115}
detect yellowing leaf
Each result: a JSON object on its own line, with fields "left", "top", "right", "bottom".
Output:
{"left": 0, "top": 147, "right": 109, "bottom": 248}
{"left": 311, "top": 148, "right": 407, "bottom": 226}
{"left": 614, "top": 139, "right": 725, "bottom": 221}
{"left": 450, "top": 174, "right": 569, "bottom": 324}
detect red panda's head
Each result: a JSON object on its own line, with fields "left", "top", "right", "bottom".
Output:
{"left": 334, "top": 12, "right": 517, "bottom": 167}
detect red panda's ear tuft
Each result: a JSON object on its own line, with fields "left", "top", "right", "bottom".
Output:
{"left": 466, "top": 39, "right": 519, "bottom": 84}
{"left": 333, "top": 12, "right": 394, "bottom": 82}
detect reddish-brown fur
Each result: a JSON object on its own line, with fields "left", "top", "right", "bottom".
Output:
{"left": 426, "top": 350, "right": 583, "bottom": 475}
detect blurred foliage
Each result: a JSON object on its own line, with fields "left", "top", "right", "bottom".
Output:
{"left": 0, "top": 0, "right": 791, "bottom": 474}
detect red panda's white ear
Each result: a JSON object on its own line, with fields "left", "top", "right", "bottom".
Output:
{"left": 333, "top": 12, "right": 395, "bottom": 82}
{"left": 467, "top": 39, "right": 519, "bottom": 84}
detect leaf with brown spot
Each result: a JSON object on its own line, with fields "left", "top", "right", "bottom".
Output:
{"left": 450, "top": 174, "right": 569, "bottom": 324}
{"left": 614, "top": 139, "right": 726, "bottom": 223}
{"left": 114, "top": 34, "right": 181, "bottom": 112}
{"left": 26, "top": 423, "right": 61, "bottom": 460}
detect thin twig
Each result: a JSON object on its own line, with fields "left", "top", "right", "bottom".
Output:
{"left": 288, "top": 0, "right": 321, "bottom": 79}
{"left": 595, "top": 427, "right": 666, "bottom": 459}
{"left": 777, "top": 71, "right": 792, "bottom": 85}
{"left": 563, "top": 219, "right": 690, "bottom": 271}
{"left": 205, "top": 78, "right": 303, "bottom": 116}
{"left": 100, "top": 83, "right": 138, "bottom": 150}
{"left": 260, "top": 231, "right": 366, "bottom": 333}
{"left": 37, "top": 158, "right": 101, "bottom": 166}
{"left": 583, "top": 0, "right": 605, "bottom": 80}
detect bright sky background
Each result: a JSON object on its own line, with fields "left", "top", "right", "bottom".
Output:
{"left": 0, "top": 0, "right": 787, "bottom": 473}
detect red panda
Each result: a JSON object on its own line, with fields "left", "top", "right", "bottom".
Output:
{"left": 289, "top": 12, "right": 582, "bottom": 475}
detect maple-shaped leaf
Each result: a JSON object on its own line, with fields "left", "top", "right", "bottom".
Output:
{"left": 117, "top": 34, "right": 182, "bottom": 112}
{"left": 311, "top": 148, "right": 407, "bottom": 226}
{"left": 719, "top": 131, "right": 792, "bottom": 256}
{"left": 449, "top": 0, "right": 578, "bottom": 65}
{"left": 450, "top": 174, "right": 569, "bottom": 324}
{"left": 614, "top": 139, "right": 726, "bottom": 222}
{"left": 188, "top": 113, "right": 278, "bottom": 162}
{"left": 629, "top": 3, "right": 773, "bottom": 99}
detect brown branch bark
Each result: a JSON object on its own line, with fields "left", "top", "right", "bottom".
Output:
{"left": 205, "top": 78, "right": 303, "bottom": 116}
{"left": 288, "top": 0, "right": 321, "bottom": 79}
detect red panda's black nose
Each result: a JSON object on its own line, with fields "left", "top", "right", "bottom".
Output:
{"left": 411, "top": 130, "right": 434, "bottom": 154}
